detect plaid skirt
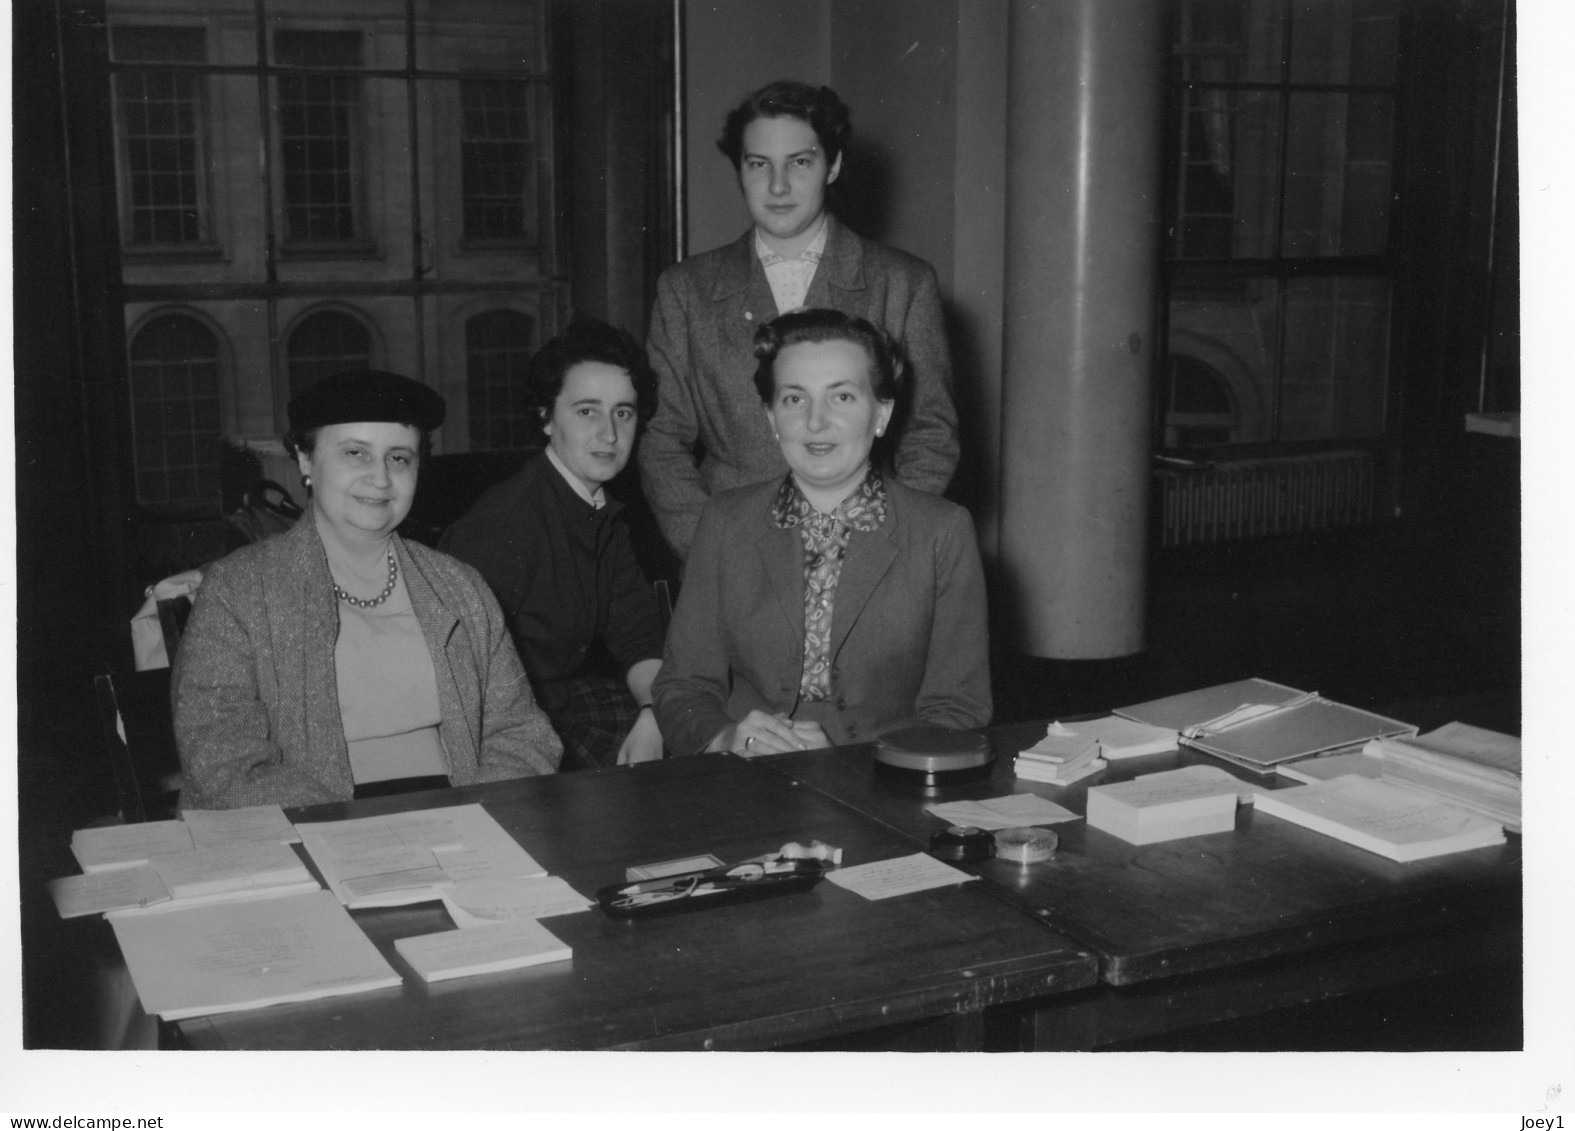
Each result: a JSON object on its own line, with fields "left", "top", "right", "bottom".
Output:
{"left": 541, "top": 675, "right": 640, "bottom": 772}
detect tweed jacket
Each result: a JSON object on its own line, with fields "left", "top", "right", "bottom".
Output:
{"left": 639, "top": 215, "right": 960, "bottom": 556}
{"left": 652, "top": 477, "right": 991, "bottom": 757}
{"left": 173, "top": 517, "right": 562, "bottom": 810}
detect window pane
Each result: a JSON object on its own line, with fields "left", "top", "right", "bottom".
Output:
{"left": 1282, "top": 92, "right": 1392, "bottom": 257}
{"left": 114, "top": 27, "right": 209, "bottom": 248}
{"left": 1165, "top": 275, "right": 1280, "bottom": 446}
{"left": 288, "top": 310, "right": 372, "bottom": 400}
{"left": 1278, "top": 276, "right": 1390, "bottom": 441}
{"left": 128, "top": 313, "right": 223, "bottom": 507}
{"left": 460, "top": 80, "right": 538, "bottom": 242}
{"left": 276, "top": 33, "right": 362, "bottom": 243}
{"left": 1172, "top": 0, "right": 1285, "bottom": 85}
{"left": 1172, "top": 90, "right": 1281, "bottom": 260}
{"left": 1290, "top": 0, "right": 1400, "bottom": 85}
{"left": 466, "top": 310, "right": 536, "bottom": 450}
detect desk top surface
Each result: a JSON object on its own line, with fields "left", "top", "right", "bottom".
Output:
{"left": 175, "top": 752, "right": 1096, "bottom": 1051}
{"left": 760, "top": 721, "right": 1522, "bottom": 986}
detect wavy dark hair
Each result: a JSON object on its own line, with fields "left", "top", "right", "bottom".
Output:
{"left": 716, "top": 80, "right": 852, "bottom": 171}
{"left": 526, "top": 318, "right": 659, "bottom": 439}
{"left": 751, "top": 308, "right": 904, "bottom": 407}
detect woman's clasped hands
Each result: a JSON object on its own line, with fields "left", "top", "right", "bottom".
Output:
{"left": 725, "top": 710, "right": 830, "bottom": 758}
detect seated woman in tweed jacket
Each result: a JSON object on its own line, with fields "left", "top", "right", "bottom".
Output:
{"left": 173, "top": 371, "right": 561, "bottom": 810}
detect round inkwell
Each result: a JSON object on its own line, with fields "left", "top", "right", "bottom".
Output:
{"left": 929, "top": 825, "right": 996, "bottom": 864}
{"left": 994, "top": 826, "right": 1059, "bottom": 865}
{"left": 873, "top": 725, "right": 994, "bottom": 786}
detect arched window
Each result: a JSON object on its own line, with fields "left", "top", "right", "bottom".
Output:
{"left": 287, "top": 309, "right": 371, "bottom": 401}
{"left": 128, "top": 313, "right": 223, "bottom": 507}
{"left": 466, "top": 309, "right": 537, "bottom": 450}
{"left": 1163, "top": 355, "right": 1238, "bottom": 449}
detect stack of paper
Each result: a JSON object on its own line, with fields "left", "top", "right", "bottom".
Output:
{"left": 395, "top": 919, "right": 572, "bottom": 983}
{"left": 437, "top": 876, "right": 593, "bottom": 929}
{"left": 1252, "top": 775, "right": 1507, "bottom": 863}
{"left": 182, "top": 805, "right": 301, "bottom": 847}
{"left": 71, "top": 820, "right": 196, "bottom": 872}
{"left": 110, "top": 889, "right": 401, "bottom": 1020}
{"left": 1364, "top": 723, "right": 1521, "bottom": 832}
{"left": 1085, "top": 765, "right": 1242, "bottom": 845}
{"left": 144, "top": 840, "right": 318, "bottom": 905}
{"left": 1015, "top": 722, "right": 1104, "bottom": 785}
{"left": 297, "top": 803, "right": 546, "bottom": 909}
{"left": 48, "top": 865, "right": 173, "bottom": 919}
{"left": 1276, "top": 750, "right": 1384, "bottom": 785}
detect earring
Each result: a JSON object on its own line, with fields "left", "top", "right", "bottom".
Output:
{"left": 302, "top": 474, "right": 312, "bottom": 489}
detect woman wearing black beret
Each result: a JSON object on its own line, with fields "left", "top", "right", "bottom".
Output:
{"left": 173, "top": 370, "right": 562, "bottom": 809}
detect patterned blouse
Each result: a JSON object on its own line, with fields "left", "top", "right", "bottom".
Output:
{"left": 771, "top": 468, "right": 889, "bottom": 701}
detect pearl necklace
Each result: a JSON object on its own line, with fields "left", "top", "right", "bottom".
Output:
{"left": 333, "top": 549, "right": 398, "bottom": 609}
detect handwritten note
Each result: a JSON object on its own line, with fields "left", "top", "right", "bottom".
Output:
{"left": 824, "top": 854, "right": 978, "bottom": 901}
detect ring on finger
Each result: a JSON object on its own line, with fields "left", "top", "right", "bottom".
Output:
{"left": 744, "top": 735, "right": 755, "bottom": 750}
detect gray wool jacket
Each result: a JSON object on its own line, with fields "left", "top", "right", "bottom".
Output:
{"left": 172, "top": 516, "right": 562, "bottom": 810}
{"left": 639, "top": 214, "right": 961, "bottom": 557}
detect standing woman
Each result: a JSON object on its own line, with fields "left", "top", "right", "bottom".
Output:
{"left": 173, "top": 370, "right": 561, "bottom": 809}
{"left": 653, "top": 309, "right": 990, "bottom": 757}
{"left": 639, "top": 80, "right": 960, "bottom": 558}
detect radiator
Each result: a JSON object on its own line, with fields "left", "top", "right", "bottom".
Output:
{"left": 1154, "top": 450, "right": 1375, "bottom": 547}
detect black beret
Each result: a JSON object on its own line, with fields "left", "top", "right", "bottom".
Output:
{"left": 287, "top": 370, "right": 446, "bottom": 435}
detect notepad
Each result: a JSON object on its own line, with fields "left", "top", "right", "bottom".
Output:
{"left": 1085, "top": 765, "right": 1241, "bottom": 845}
{"left": 110, "top": 889, "right": 402, "bottom": 1020}
{"left": 395, "top": 919, "right": 572, "bottom": 983}
{"left": 1251, "top": 775, "right": 1507, "bottom": 863}
{"left": 926, "top": 794, "right": 1079, "bottom": 831}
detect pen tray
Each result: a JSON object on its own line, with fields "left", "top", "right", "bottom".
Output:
{"left": 596, "top": 860, "right": 830, "bottom": 921}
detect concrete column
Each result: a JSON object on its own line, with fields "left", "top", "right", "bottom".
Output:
{"left": 999, "top": 0, "right": 1164, "bottom": 658}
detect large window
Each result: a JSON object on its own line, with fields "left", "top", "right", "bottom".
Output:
{"left": 460, "top": 80, "right": 539, "bottom": 245}
{"left": 110, "top": 25, "right": 211, "bottom": 249}
{"left": 274, "top": 30, "right": 364, "bottom": 245}
{"left": 1164, "top": 0, "right": 1398, "bottom": 450}
{"left": 287, "top": 309, "right": 373, "bottom": 400}
{"left": 466, "top": 310, "right": 538, "bottom": 450}
{"left": 128, "top": 312, "right": 223, "bottom": 508}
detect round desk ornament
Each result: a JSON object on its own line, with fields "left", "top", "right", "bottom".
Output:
{"left": 994, "top": 826, "right": 1059, "bottom": 865}
{"left": 928, "top": 825, "right": 997, "bottom": 864}
{"left": 873, "top": 725, "right": 994, "bottom": 786}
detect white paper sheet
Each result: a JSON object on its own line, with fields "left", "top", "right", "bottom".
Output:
{"left": 109, "top": 889, "right": 402, "bottom": 1020}
{"left": 439, "top": 876, "right": 593, "bottom": 929}
{"left": 824, "top": 853, "right": 978, "bottom": 901}
{"left": 182, "top": 805, "right": 301, "bottom": 847}
{"left": 297, "top": 803, "right": 545, "bottom": 908}
{"left": 925, "top": 794, "right": 1079, "bottom": 830}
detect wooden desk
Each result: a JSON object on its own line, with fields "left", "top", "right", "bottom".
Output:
{"left": 758, "top": 721, "right": 1522, "bottom": 1049}
{"left": 171, "top": 752, "right": 1096, "bottom": 1051}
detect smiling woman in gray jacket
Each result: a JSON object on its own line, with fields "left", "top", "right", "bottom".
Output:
{"left": 173, "top": 371, "right": 560, "bottom": 810}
